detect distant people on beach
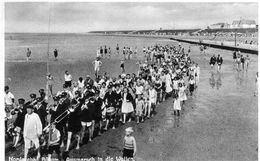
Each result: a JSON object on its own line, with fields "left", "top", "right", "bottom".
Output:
{"left": 134, "top": 46, "right": 137, "bottom": 56}
{"left": 104, "top": 46, "right": 108, "bottom": 58}
{"left": 93, "top": 57, "right": 102, "bottom": 78}
{"left": 236, "top": 51, "right": 242, "bottom": 71}
{"left": 26, "top": 48, "right": 31, "bottom": 61}
{"left": 123, "top": 47, "right": 126, "bottom": 60}
{"left": 233, "top": 50, "right": 237, "bottom": 64}
{"left": 100, "top": 46, "right": 103, "bottom": 57}
{"left": 187, "top": 46, "right": 191, "bottom": 56}
{"left": 120, "top": 59, "right": 125, "bottom": 73}
{"left": 64, "top": 71, "right": 72, "bottom": 88}
{"left": 96, "top": 47, "right": 101, "bottom": 58}
{"left": 241, "top": 55, "right": 245, "bottom": 70}
{"left": 54, "top": 49, "right": 58, "bottom": 60}
{"left": 47, "top": 73, "right": 54, "bottom": 97}
{"left": 108, "top": 47, "right": 111, "bottom": 59}
{"left": 245, "top": 55, "right": 250, "bottom": 72}
{"left": 209, "top": 54, "right": 217, "bottom": 70}
{"left": 216, "top": 54, "right": 223, "bottom": 72}
{"left": 254, "top": 72, "right": 258, "bottom": 96}
{"left": 116, "top": 44, "right": 119, "bottom": 55}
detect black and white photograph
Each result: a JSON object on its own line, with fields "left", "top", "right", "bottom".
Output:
{"left": 3, "top": 1, "right": 258, "bottom": 161}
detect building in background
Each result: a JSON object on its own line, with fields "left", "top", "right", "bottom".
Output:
{"left": 231, "top": 19, "right": 257, "bottom": 29}
{"left": 209, "top": 23, "right": 230, "bottom": 29}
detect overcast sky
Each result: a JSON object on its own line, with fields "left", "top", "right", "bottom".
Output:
{"left": 5, "top": 2, "right": 258, "bottom": 33}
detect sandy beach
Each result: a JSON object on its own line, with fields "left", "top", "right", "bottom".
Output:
{"left": 5, "top": 33, "right": 258, "bottom": 161}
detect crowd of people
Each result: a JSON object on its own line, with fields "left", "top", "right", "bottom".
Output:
{"left": 5, "top": 43, "right": 200, "bottom": 161}
{"left": 97, "top": 44, "right": 138, "bottom": 60}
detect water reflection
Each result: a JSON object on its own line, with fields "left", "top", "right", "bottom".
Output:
{"left": 209, "top": 72, "right": 216, "bottom": 88}
{"left": 209, "top": 71, "right": 222, "bottom": 89}
{"left": 216, "top": 72, "right": 222, "bottom": 89}
{"left": 235, "top": 70, "right": 244, "bottom": 86}
{"left": 174, "top": 115, "right": 180, "bottom": 128}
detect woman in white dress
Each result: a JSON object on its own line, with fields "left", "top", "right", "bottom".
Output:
{"left": 121, "top": 87, "right": 134, "bottom": 124}
{"left": 178, "top": 83, "right": 187, "bottom": 108}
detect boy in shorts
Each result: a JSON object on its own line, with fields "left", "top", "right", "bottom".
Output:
{"left": 44, "top": 123, "right": 61, "bottom": 161}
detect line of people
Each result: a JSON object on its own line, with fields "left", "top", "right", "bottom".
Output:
{"left": 5, "top": 43, "right": 200, "bottom": 161}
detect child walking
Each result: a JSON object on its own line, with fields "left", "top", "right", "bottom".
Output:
{"left": 123, "top": 127, "right": 137, "bottom": 159}
{"left": 173, "top": 93, "right": 181, "bottom": 116}
{"left": 135, "top": 95, "right": 145, "bottom": 124}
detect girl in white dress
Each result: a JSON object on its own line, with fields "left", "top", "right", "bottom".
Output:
{"left": 173, "top": 93, "right": 181, "bottom": 116}
{"left": 121, "top": 87, "right": 134, "bottom": 124}
{"left": 178, "top": 83, "right": 187, "bottom": 108}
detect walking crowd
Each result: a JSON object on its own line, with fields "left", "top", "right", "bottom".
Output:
{"left": 5, "top": 43, "right": 200, "bottom": 161}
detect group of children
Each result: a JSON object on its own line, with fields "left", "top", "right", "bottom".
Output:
{"left": 6, "top": 43, "right": 200, "bottom": 161}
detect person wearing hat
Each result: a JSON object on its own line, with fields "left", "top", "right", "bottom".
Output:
{"left": 23, "top": 104, "right": 42, "bottom": 160}
{"left": 38, "top": 89, "right": 46, "bottom": 100}
{"left": 83, "top": 83, "right": 95, "bottom": 100}
{"left": 24, "top": 93, "right": 37, "bottom": 108}
{"left": 123, "top": 127, "right": 136, "bottom": 159}
{"left": 34, "top": 95, "right": 48, "bottom": 128}
{"left": 12, "top": 98, "right": 26, "bottom": 148}
{"left": 51, "top": 92, "right": 70, "bottom": 148}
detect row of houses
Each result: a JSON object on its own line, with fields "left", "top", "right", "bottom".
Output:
{"left": 209, "top": 19, "right": 257, "bottom": 29}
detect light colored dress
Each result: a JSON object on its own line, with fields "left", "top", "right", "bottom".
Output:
{"left": 121, "top": 93, "right": 134, "bottom": 114}
{"left": 165, "top": 74, "right": 172, "bottom": 93}
{"left": 178, "top": 86, "right": 187, "bottom": 101}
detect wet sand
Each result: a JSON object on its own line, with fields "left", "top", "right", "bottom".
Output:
{"left": 5, "top": 43, "right": 258, "bottom": 161}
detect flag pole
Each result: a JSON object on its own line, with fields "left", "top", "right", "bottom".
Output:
{"left": 46, "top": 3, "right": 52, "bottom": 102}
